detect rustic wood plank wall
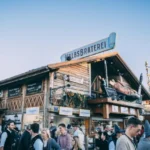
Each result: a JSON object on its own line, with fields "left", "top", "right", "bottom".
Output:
{"left": 53, "top": 63, "right": 90, "bottom": 98}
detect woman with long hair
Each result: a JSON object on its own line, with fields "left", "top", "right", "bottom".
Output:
{"left": 72, "top": 136, "right": 82, "bottom": 150}
{"left": 41, "top": 128, "right": 60, "bottom": 150}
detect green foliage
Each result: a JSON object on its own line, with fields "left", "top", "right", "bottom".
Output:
{"left": 65, "top": 91, "right": 88, "bottom": 108}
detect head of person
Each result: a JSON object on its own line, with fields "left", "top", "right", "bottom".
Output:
{"left": 100, "top": 131, "right": 108, "bottom": 141}
{"left": 67, "top": 124, "right": 72, "bottom": 129}
{"left": 126, "top": 117, "right": 142, "bottom": 137}
{"left": 58, "top": 123, "right": 66, "bottom": 134}
{"left": 7, "top": 120, "right": 15, "bottom": 131}
{"left": 31, "top": 123, "right": 40, "bottom": 135}
{"left": 50, "top": 121, "right": 53, "bottom": 126}
{"left": 105, "top": 125, "right": 113, "bottom": 135}
{"left": 72, "top": 123, "right": 79, "bottom": 131}
{"left": 26, "top": 124, "right": 31, "bottom": 133}
{"left": 41, "top": 128, "right": 50, "bottom": 140}
{"left": 114, "top": 124, "right": 124, "bottom": 138}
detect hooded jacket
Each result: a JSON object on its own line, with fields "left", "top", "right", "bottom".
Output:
{"left": 138, "top": 120, "right": 150, "bottom": 150}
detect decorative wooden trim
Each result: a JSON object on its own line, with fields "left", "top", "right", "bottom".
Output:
{"left": 6, "top": 97, "right": 22, "bottom": 111}
{"left": 0, "top": 100, "right": 6, "bottom": 109}
{"left": 88, "top": 97, "right": 143, "bottom": 109}
{"left": 93, "top": 104, "right": 138, "bottom": 118}
{"left": 24, "top": 93, "right": 44, "bottom": 108}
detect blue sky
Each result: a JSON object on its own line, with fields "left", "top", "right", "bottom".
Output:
{"left": 0, "top": 0, "right": 150, "bottom": 89}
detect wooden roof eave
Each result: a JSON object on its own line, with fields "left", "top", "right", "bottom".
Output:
{"left": 48, "top": 51, "right": 119, "bottom": 69}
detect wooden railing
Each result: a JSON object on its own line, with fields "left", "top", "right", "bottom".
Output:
{"left": 24, "top": 93, "right": 44, "bottom": 108}
{"left": 6, "top": 97, "right": 22, "bottom": 111}
{"left": 0, "top": 100, "right": 6, "bottom": 109}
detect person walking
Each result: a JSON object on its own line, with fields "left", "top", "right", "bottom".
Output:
{"left": 72, "top": 123, "right": 85, "bottom": 150}
{"left": 0, "top": 120, "right": 16, "bottom": 150}
{"left": 57, "top": 123, "right": 72, "bottom": 150}
{"left": 29, "top": 123, "right": 43, "bottom": 150}
{"left": 41, "top": 128, "right": 60, "bottom": 150}
{"left": 17, "top": 124, "right": 31, "bottom": 150}
{"left": 109, "top": 124, "right": 124, "bottom": 150}
{"left": 116, "top": 117, "right": 142, "bottom": 150}
{"left": 137, "top": 120, "right": 150, "bottom": 150}
{"left": 49, "top": 121, "right": 57, "bottom": 140}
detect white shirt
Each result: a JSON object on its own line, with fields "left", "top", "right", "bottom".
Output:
{"left": 74, "top": 129, "right": 85, "bottom": 150}
{"left": 0, "top": 129, "right": 12, "bottom": 147}
{"left": 0, "top": 132, "right": 7, "bottom": 147}
{"left": 43, "top": 140, "right": 48, "bottom": 147}
{"left": 109, "top": 141, "right": 115, "bottom": 150}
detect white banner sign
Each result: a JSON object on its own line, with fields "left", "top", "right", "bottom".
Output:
{"left": 61, "top": 32, "right": 116, "bottom": 62}
{"left": 121, "top": 107, "right": 128, "bottom": 113}
{"left": 26, "top": 107, "right": 39, "bottom": 115}
{"left": 112, "top": 105, "right": 119, "bottom": 112}
{"left": 59, "top": 107, "right": 73, "bottom": 116}
{"left": 130, "top": 108, "right": 136, "bottom": 114}
{"left": 80, "top": 109, "right": 90, "bottom": 117}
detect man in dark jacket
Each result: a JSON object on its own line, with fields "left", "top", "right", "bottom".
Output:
{"left": 17, "top": 125, "right": 31, "bottom": 150}
{"left": 29, "top": 123, "right": 43, "bottom": 150}
{"left": 0, "top": 120, "right": 15, "bottom": 150}
{"left": 138, "top": 120, "right": 150, "bottom": 150}
{"left": 49, "top": 121, "right": 57, "bottom": 140}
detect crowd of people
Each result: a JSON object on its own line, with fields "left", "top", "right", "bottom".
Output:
{"left": 0, "top": 120, "right": 85, "bottom": 150}
{"left": 93, "top": 117, "right": 150, "bottom": 150}
{"left": 0, "top": 117, "right": 150, "bottom": 150}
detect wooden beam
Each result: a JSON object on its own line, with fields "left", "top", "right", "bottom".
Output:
{"left": 136, "top": 109, "right": 140, "bottom": 118}
{"left": 88, "top": 97, "right": 143, "bottom": 109}
{"left": 103, "top": 104, "right": 109, "bottom": 119}
{"left": 21, "top": 85, "right": 26, "bottom": 130}
{"left": 43, "top": 78, "right": 48, "bottom": 128}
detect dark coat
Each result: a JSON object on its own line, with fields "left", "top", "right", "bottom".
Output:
{"left": 49, "top": 126, "right": 57, "bottom": 139}
{"left": 3, "top": 129, "right": 15, "bottom": 150}
{"left": 17, "top": 130, "right": 31, "bottom": 150}
{"left": 97, "top": 140, "right": 109, "bottom": 150}
{"left": 46, "top": 138, "right": 60, "bottom": 150}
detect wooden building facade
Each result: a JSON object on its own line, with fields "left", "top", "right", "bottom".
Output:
{"left": 0, "top": 51, "right": 149, "bottom": 133}
{"left": 47, "top": 51, "right": 150, "bottom": 133}
{"left": 0, "top": 66, "right": 50, "bottom": 130}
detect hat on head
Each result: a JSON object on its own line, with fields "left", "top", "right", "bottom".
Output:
{"left": 144, "top": 120, "right": 150, "bottom": 138}
{"left": 114, "top": 124, "right": 124, "bottom": 133}
{"left": 67, "top": 124, "right": 72, "bottom": 129}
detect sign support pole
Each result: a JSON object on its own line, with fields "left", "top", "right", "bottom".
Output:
{"left": 43, "top": 78, "right": 49, "bottom": 128}
{"left": 104, "top": 59, "right": 108, "bottom": 87}
{"left": 21, "top": 85, "right": 26, "bottom": 130}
